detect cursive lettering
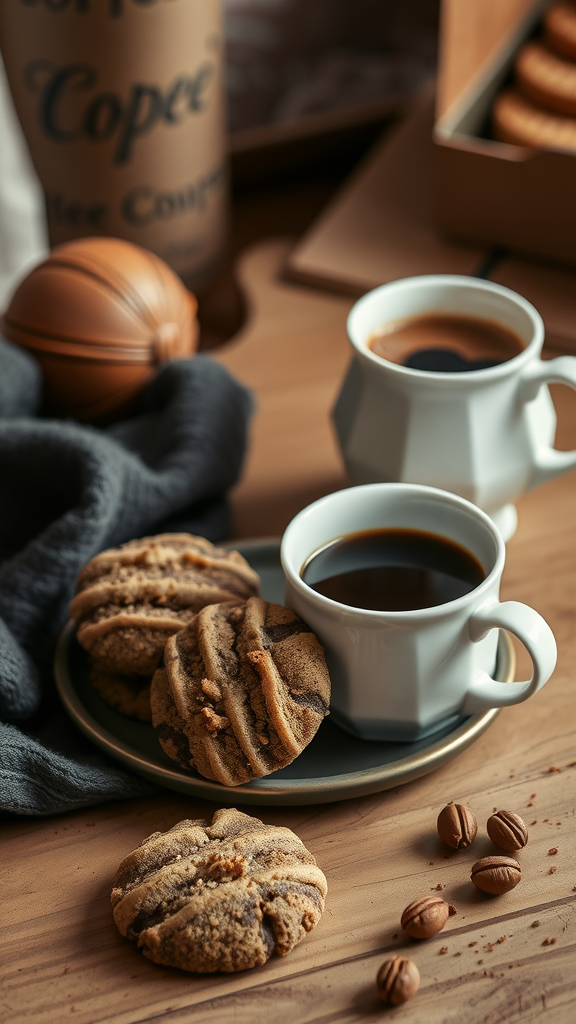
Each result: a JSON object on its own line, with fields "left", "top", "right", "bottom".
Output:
{"left": 24, "top": 59, "right": 215, "bottom": 163}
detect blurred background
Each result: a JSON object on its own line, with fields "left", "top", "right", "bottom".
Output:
{"left": 227, "top": 0, "right": 438, "bottom": 133}
{"left": 226, "top": 0, "right": 439, "bottom": 180}
{"left": 0, "top": 0, "right": 440, "bottom": 319}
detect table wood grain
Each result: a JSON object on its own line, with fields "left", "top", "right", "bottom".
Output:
{"left": 2, "top": 241, "right": 576, "bottom": 1024}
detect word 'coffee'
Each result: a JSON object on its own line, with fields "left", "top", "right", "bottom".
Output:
{"left": 368, "top": 313, "right": 524, "bottom": 373}
{"left": 301, "top": 528, "right": 485, "bottom": 612}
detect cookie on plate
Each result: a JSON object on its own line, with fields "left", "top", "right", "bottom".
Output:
{"left": 70, "top": 534, "right": 260, "bottom": 676}
{"left": 88, "top": 661, "right": 152, "bottom": 721}
{"left": 151, "top": 597, "right": 331, "bottom": 786}
{"left": 515, "top": 41, "right": 576, "bottom": 117}
{"left": 545, "top": 1, "right": 576, "bottom": 61}
{"left": 111, "top": 808, "right": 327, "bottom": 973}
{"left": 492, "top": 87, "right": 576, "bottom": 151}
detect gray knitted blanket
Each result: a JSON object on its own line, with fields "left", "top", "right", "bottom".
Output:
{"left": 0, "top": 337, "right": 253, "bottom": 815}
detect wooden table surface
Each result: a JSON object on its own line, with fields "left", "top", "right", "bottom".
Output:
{"left": 3, "top": 237, "right": 576, "bottom": 1023}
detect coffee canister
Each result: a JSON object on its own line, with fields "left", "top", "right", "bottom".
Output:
{"left": 0, "top": 0, "right": 227, "bottom": 290}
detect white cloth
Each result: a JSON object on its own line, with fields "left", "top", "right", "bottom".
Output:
{"left": 0, "top": 51, "right": 47, "bottom": 314}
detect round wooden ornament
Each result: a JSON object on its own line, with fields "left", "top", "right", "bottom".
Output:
{"left": 1, "top": 237, "right": 198, "bottom": 422}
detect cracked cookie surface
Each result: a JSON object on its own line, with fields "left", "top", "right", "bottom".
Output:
{"left": 111, "top": 808, "right": 327, "bottom": 973}
{"left": 151, "top": 597, "right": 331, "bottom": 786}
{"left": 70, "top": 534, "right": 260, "bottom": 675}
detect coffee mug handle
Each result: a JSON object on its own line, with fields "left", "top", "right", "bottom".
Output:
{"left": 521, "top": 356, "right": 576, "bottom": 487}
{"left": 461, "top": 600, "right": 557, "bottom": 714}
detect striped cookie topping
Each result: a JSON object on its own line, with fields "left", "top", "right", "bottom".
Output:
{"left": 111, "top": 808, "right": 327, "bottom": 973}
{"left": 151, "top": 597, "right": 331, "bottom": 786}
{"left": 70, "top": 534, "right": 260, "bottom": 675}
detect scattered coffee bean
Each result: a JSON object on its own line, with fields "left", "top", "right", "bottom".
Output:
{"left": 486, "top": 810, "right": 528, "bottom": 851}
{"left": 470, "top": 856, "right": 521, "bottom": 894}
{"left": 437, "top": 802, "right": 478, "bottom": 849}
{"left": 376, "top": 955, "right": 420, "bottom": 1004}
{"left": 401, "top": 895, "right": 456, "bottom": 938}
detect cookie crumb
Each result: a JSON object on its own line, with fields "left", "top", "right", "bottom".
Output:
{"left": 200, "top": 707, "right": 230, "bottom": 733}
{"left": 439, "top": 946, "right": 448, "bottom": 955}
{"left": 548, "top": 766, "right": 560, "bottom": 772}
{"left": 531, "top": 920, "right": 540, "bottom": 928}
{"left": 542, "top": 937, "right": 556, "bottom": 946}
{"left": 549, "top": 847, "right": 558, "bottom": 855}
{"left": 549, "top": 866, "right": 557, "bottom": 874}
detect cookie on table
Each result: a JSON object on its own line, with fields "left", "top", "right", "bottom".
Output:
{"left": 492, "top": 88, "right": 576, "bottom": 152}
{"left": 515, "top": 41, "right": 576, "bottom": 117}
{"left": 111, "top": 808, "right": 327, "bottom": 973}
{"left": 545, "top": 1, "right": 576, "bottom": 61}
{"left": 89, "top": 661, "right": 152, "bottom": 722}
{"left": 70, "top": 534, "right": 260, "bottom": 676}
{"left": 151, "top": 597, "right": 331, "bottom": 786}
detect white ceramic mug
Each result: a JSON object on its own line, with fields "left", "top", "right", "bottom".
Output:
{"left": 281, "top": 483, "right": 557, "bottom": 742}
{"left": 334, "top": 275, "right": 576, "bottom": 540}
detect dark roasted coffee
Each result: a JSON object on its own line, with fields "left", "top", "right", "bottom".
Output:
{"left": 301, "top": 528, "right": 485, "bottom": 612}
{"left": 368, "top": 313, "right": 524, "bottom": 372}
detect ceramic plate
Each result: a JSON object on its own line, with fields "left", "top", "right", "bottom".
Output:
{"left": 55, "top": 539, "right": 513, "bottom": 805}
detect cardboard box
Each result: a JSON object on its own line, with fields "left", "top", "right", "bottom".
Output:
{"left": 434, "top": 0, "right": 576, "bottom": 265}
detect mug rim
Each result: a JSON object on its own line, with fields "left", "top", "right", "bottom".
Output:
{"left": 346, "top": 274, "right": 544, "bottom": 383}
{"left": 281, "top": 483, "right": 505, "bottom": 621}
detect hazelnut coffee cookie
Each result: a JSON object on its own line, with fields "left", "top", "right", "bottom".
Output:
{"left": 70, "top": 534, "right": 260, "bottom": 676}
{"left": 515, "top": 41, "right": 576, "bottom": 117}
{"left": 111, "top": 808, "right": 327, "bottom": 973}
{"left": 151, "top": 597, "right": 331, "bottom": 786}
{"left": 545, "top": 1, "right": 576, "bottom": 61}
{"left": 492, "top": 88, "right": 576, "bottom": 151}
{"left": 88, "top": 661, "right": 152, "bottom": 721}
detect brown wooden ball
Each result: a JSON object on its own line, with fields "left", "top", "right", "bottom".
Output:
{"left": 1, "top": 236, "right": 198, "bottom": 422}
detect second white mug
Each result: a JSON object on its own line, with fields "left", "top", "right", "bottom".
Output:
{"left": 334, "top": 275, "right": 576, "bottom": 540}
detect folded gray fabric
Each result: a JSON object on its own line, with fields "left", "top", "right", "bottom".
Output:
{"left": 0, "top": 338, "right": 253, "bottom": 815}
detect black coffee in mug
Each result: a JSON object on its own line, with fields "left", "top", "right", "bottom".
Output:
{"left": 368, "top": 313, "right": 524, "bottom": 372}
{"left": 301, "top": 528, "right": 485, "bottom": 612}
